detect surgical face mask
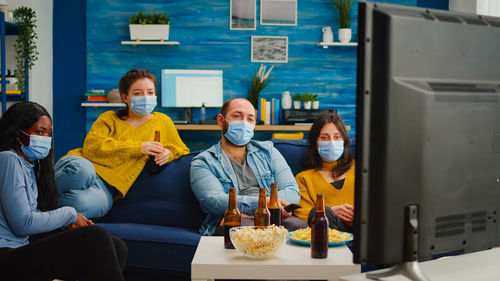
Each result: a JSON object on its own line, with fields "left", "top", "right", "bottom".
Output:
{"left": 19, "top": 133, "right": 52, "bottom": 161}
{"left": 318, "top": 140, "right": 344, "bottom": 162}
{"left": 130, "top": 95, "right": 157, "bottom": 116}
{"left": 224, "top": 120, "right": 255, "bottom": 146}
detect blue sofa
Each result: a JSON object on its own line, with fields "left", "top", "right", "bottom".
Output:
{"left": 96, "top": 139, "right": 309, "bottom": 280}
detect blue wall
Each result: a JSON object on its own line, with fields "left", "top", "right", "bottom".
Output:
{"left": 54, "top": 0, "right": 422, "bottom": 157}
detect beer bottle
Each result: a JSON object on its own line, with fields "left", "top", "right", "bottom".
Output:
{"left": 268, "top": 183, "right": 281, "bottom": 226}
{"left": 148, "top": 130, "right": 161, "bottom": 174}
{"left": 311, "top": 194, "right": 329, "bottom": 258}
{"left": 224, "top": 188, "right": 241, "bottom": 249}
{"left": 254, "top": 188, "right": 270, "bottom": 227}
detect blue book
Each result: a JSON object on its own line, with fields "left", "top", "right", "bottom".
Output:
{"left": 274, "top": 98, "right": 280, "bottom": 125}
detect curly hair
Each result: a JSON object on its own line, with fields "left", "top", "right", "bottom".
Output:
{"left": 116, "top": 69, "right": 157, "bottom": 120}
{"left": 0, "top": 102, "right": 58, "bottom": 211}
{"left": 304, "top": 114, "right": 353, "bottom": 179}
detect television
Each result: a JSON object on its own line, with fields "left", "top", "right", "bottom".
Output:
{"left": 161, "top": 69, "right": 223, "bottom": 108}
{"left": 354, "top": 2, "right": 500, "bottom": 279}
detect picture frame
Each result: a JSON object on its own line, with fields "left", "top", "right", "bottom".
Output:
{"left": 260, "top": 0, "right": 297, "bottom": 26}
{"left": 230, "top": 0, "right": 256, "bottom": 30}
{"left": 251, "top": 36, "right": 288, "bottom": 63}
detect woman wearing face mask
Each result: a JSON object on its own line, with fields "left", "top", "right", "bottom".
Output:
{"left": 55, "top": 69, "right": 190, "bottom": 219}
{"left": 0, "top": 101, "right": 127, "bottom": 281}
{"left": 289, "top": 114, "right": 354, "bottom": 232}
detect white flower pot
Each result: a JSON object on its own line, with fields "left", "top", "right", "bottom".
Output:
{"left": 129, "top": 24, "right": 170, "bottom": 41}
{"left": 304, "top": 101, "right": 312, "bottom": 110}
{"left": 281, "top": 91, "right": 292, "bottom": 110}
{"left": 293, "top": 101, "right": 301, "bottom": 109}
{"left": 338, "top": 28, "right": 352, "bottom": 43}
{"left": 312, "top": 101, "right": 319, "bottom": 109}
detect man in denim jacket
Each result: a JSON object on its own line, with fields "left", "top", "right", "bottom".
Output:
{"left": 190, "top": 98, "right": 300, "bottom": 235}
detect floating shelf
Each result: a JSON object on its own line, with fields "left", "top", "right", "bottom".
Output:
{"left": 81, "top": 102, "right": 126, "bottom": 107}
{"left": 318, "top": 42, "right": 358, "bottom": 48}
{"left": 121, "top": 40, "right": 180, "bottom": 46}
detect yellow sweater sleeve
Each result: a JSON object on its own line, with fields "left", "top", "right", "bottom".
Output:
{"left": 82, "top": 112, "right": 143, "bottom": 167}
{"left": 294, "top": 170, "right": 317, "bottom": 221}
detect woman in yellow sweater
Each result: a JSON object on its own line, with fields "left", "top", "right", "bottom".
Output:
{"left": 54, "top": 69, "right": 190, "bottom": 219}
{"left": 287, "top": 114, "right": 354, "bottom": 232}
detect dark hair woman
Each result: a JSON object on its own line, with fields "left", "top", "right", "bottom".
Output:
{"left": 286, "top": 114, "right": 355, "bottom": 232}
{"left": 0, "top": 101, "right": 127, "bottom": 281}
{"left": 54, "top": 69, "right": 189, "bottom": 219}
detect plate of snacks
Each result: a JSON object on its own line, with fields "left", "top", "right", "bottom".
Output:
{"left": 288, "top": 227, "right": 353, "bottom": 246}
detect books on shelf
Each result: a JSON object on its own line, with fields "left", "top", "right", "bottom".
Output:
{"left": 85, "top": 90, "right": 107, "bottom": 103}
{"left": 258, "top": 97, "right": 281, "bottom": 125}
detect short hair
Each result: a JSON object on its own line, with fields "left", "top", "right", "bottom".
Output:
{"left": 220, "top": 97, "right": 253, "bottom": 116}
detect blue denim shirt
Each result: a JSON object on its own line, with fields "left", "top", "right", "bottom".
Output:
{"left": 190, "top": 140, "right": 300, "bottom": 235}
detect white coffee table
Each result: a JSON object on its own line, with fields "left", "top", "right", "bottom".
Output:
{"left": 191, "top": 236, "right": 360, "bottom": 281}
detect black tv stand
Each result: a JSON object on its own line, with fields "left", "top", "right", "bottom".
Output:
{"left": 367, "top": 205, "right": 430, "bottom": 281}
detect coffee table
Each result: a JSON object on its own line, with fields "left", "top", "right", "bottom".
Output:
{"left": 191, "top": 236, "right": 360, "bottom": 281}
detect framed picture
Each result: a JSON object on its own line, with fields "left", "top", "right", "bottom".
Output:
{"left": 251, "top": 36, "right": 288, "bottom": 63}
{"left": 230, "top": 0, "right": 256, "bottom": 30}
{"left": 260, "top": 0, "right": 297, "bottom": 26}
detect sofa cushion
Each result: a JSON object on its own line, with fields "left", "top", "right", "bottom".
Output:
{"left": 98, "top": 223, "right": 201, "bottom": 273}
{"left": 98, "top": 152, "right": 205, "bottom": 230}
{"left": 271, "top": 139, "right": 308, "bottom": 176}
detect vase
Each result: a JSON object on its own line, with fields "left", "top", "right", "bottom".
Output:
{"left": 304, "top": 101, "right": 312, "bottom": 110}
{"left": 281, "top": 91, "right": 292, "bottom": 109}
{"left": 312, "top": 101, "right": 319, "bottom": 109}
{"left": 107, "top": 89, "right": 122, "bottom": 103}
{"left": 322, "top": 26, "right": 333, "bottom": 43}
{"left": 338, "top": 28, "right": 352, "bottom": 43}
{"left": 293, "top": 101, "right": 301, "bottom": 109}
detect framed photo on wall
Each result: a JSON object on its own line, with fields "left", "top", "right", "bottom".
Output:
{"left": 251, "top": 36, "right": 288, "bottom": 63}
{"left": 230, "top": 0, "right": 256, "bottom": 30}
{"left": 260, "top": 0, "right": 297, "bottom": 26}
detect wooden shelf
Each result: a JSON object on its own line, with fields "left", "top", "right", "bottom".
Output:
{"left": 318, "top": 42, "right": 358, "bottom": 48}
{"left": 81, "top": 102, "right": 126, "bottom": 107}
{"left": 121, "top": 40, "right": 180, "bottom": 46}
{"left": 175, "top": 124, "right": 312, "bottom": 131}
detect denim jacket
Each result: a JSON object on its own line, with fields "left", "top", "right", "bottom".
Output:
{"left": 190, "top": 140, "right": 300, "bottom": 235}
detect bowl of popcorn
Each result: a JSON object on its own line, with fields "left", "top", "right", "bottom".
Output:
{"left": 229, "top": 225, "right": 288, "bottom": 259}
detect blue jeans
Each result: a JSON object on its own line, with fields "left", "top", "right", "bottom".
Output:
{"left": 55, "top": 156, "right": 114, "bottom": 219}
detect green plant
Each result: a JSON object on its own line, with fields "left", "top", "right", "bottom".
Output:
{"left": 313, "top": 94, "right": 321, "bottom": 101}
{"left": 292, "top": 93, "right": 301, "bottom": 101}
{"left": 301, "top": 93, "right": 316, "bottom": 102}
{"left": 333, "top": 0, "right": 354, "bottom": 28}
{"left": 129, "top": 12, "right": 170, "bottom": 24}
{"left": 13, "top": 7, "right": 38, "bottom": 94}
{"left": 248, "top": 64, "right": 274, "bottom": 108}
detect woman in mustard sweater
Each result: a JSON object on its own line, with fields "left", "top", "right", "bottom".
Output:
{"left": 55, "top": 69, "right": 190, "bottom": 218}
{"left": 288, "top": 114, "right": 354, "bottom": 232}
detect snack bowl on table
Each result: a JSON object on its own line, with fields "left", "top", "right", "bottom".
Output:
{"left": 229, "top": 225, "right": 288, "bottom": 259}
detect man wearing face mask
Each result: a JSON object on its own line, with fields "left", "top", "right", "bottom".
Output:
{"left": 190, "top": 98, "right": 300, "bottom": 236}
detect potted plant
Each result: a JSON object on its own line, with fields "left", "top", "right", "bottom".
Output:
{"left": 13, "top": 6, "right": 38, "bottom": 95}
{"left": 301, "top": 93, "right": 316, "bottom": 110}
{"left": 333, "top": 0, "right": 354, "bottom": 43}
{"left": 247, "top": 64, "right": 274, "bottom": 108}
{"left": 312, "top": 94, "right": 321, "bottom": 109}
{"left": 292, "top": 93, "right": 302, "bottom": 109}
{"left": 129, "top": 12, "right": 170, "bottom": 41}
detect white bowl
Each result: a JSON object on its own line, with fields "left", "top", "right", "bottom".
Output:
{"left": 229, "top": 225, "right": 288, "bottom": 259}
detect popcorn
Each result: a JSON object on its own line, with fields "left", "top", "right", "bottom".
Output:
{"left": 229, "top": 225, "right": 288, "bottom": 258}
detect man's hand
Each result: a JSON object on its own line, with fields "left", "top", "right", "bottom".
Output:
{"left": 279, "top": 199, "right": 292, "bottom": 221}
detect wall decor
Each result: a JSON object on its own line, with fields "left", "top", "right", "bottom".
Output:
{"left": 230, "top": 0, "right": 256, "bottom": 30}
{"left": 251, "top": 36, "right": 288, "bottom": 63}
{"left": 261, "top": 0, "right": 297, "bottom": 26}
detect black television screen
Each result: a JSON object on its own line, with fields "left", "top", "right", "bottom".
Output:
{"left": 354, "top": 1, "right": 500, "bottom": 270}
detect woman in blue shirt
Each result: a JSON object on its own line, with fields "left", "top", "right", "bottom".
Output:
{"left": 0, "top": 102, "right": 127, "bottom": 281}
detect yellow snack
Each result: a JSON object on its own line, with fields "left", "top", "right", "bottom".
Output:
{"left": 290, "top": 227, "right": 352, "bottom": 242}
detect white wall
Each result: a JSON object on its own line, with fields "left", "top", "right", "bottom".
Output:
{"left": 4, "top": 0, "right": 53, "bottom": 115}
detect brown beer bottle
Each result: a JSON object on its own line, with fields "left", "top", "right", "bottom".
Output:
{"left": 311, "top": 194, "right": 329, "bottom": 258}
{"left": 268, "top": 183, "right": 281, "bottom": 226}
{"left": 224, "top": 188, "right": 241, "bottom": 249}
{"left": 254, "top": 188, "right": 270, "bottom": 227}
{"left": 148, "top": 130, "right": 161, "bottom": 174}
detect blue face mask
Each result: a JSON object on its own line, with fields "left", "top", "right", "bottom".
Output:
{"left": 224, "top": 120, "right": 255, "bottom": 146}
{"left": 318, "top": 140, "right": 344, "bottom": 162}
{"left": 131, "top": 96, "right": 157, "bottom": 116}
{"left": 20, "top": 134, "right": 52, "bottom": 161}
